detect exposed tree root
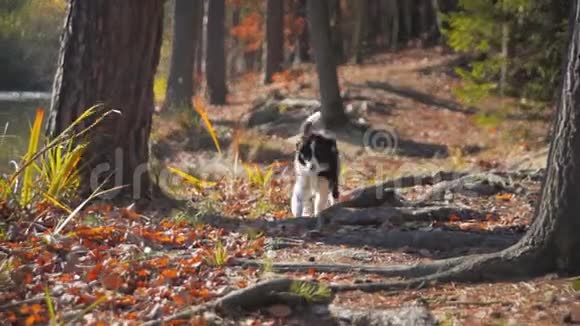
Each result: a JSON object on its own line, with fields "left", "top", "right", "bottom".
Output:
{"left": 417, "top": 173, "right": 522, "bottom": 202}
{"left": 320, "top": 205, "right": 484, "bottom": 226}
{"left": 141, "top": 278, "right": 300, "bottom": 325}
{"left": 328, "top": 303, "right": 436, "bottom": 326}
{"left": 323, "top": 229, "right": 519, "bottom": 252}
{"left": 142, "top": 276, "right": 436, "bottom": 325}
{"left": 339, "top": 169, "right": 543, "bottom": 209}
{"left": 232, "top": 255, "right": 467, "bottom": 278}
{"left": 330, "top": 244, "right": 542, "bottom": 293}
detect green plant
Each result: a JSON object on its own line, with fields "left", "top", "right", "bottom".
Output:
{"left": 441, "top": 0, "right": 570, "bottom": 104}
{"left": 243, "top": 162, "right": 274, "bottom": 190}
{"left": 1, "top": 105, "right": 116, "bottom": 211}
{"left": 260, "top": 256, "right": 274, "bottom": 275}
{"left": 289, "top": 281, "right": 332, "bottom": 303}
{"left": 204, "top": 240, "right": 229, "bottom": 266}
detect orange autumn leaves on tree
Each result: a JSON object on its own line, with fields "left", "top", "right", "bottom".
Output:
{"left": 231, "top": 12, "right": 264, "bottom": 52}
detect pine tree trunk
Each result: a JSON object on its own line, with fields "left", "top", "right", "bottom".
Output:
{"left": 48, "top": 0, "right": 164, "bottom": 200}
{"left": 164, "top": 0, "right": 200, "bottom": 111}
{"left": 263, "top": 0, "right": 285, "bottom": 84}
{"left": 515, "top": 0, "right": 580, "bottom": 273}
{"left": 306, "top": 0, "right": 348, "bottom": 129}
{"left": 206, "top": 0, "right": 227, "bottom": 104}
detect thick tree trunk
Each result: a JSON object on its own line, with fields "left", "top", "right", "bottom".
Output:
{"left": 306, "top": 0, "right": 349, "bottom": 129}
{"left": 48, "top": 0, "right": 164, "bottom": 200}
{"left": 206, "top": 0, "right": 227, "bottom": 104}
{"left": 516, "top": 0, "right": 580, "bottom": 273}
{"left": 164, "top": 0, "right": 201, "bottom": 111}
{"left": 263, "top": 0, "right": 285, "bottom": 84}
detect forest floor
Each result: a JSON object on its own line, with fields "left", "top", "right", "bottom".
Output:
{"left": 2, "top": 47, "right": 579, "bottom": 325}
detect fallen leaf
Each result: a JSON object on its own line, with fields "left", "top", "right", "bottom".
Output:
{"left": 101, "top": 272, "right": 124, "bottom": 290}
{"left": 495, "top": 193, "right": 512, "bottom": 201}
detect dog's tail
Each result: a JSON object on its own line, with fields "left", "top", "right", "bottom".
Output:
{"left": 300, "top": 111, "right": 322, "bottom": 136}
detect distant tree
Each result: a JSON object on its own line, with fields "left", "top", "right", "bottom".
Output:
{"left": 48, "top": 0, "right": 165, "bottom": 199}
{"left": 292, "top": 0, "right": 310, "bottom": 64}
{"left": 263, "top": 0, "right": 285, "bottom": 84}
{"left": 206, "top": 0, "right": 227, "bottom": 104}
{"left": 351, "top": 0, "right": 368, "bottom": 63}
{"left": 164, "top": 0, "right": 202, "bottom": 111}
{"left": 306, "top": 0, "right": 349, "bottom": 129}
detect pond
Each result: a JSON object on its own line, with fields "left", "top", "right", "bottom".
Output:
{"left": 0, "top": 93, "right": 50, "bottom": 174}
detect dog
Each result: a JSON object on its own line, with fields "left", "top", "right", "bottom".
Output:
{"left": 291, "top": 111, "right": 340, "bottom": 218}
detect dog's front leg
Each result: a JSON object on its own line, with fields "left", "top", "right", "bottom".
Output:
{"left": 291, "top": 176, "right": 309, "bottom": 217}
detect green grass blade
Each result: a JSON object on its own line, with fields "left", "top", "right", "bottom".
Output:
{"left": 20, "top": 108, "right": 45, "bottom": 206}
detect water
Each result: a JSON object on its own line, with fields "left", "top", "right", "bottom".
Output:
{"left": 0, "top": 92, "right": 50, "bottom": 174}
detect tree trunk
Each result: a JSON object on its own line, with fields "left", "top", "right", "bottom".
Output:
{"left": 327, "top": 0, "right": 345, "bottom": 63}
{"left": 399, "top": 0, "right": 414, "bottom": 42}
{"left": 351, "top": 0, "right": 368, "bottom": 63}
{"left": 514, "top": 0, "right": 580, "bottom": 273}
{"left": 48, "top": 0, "right": 164, "bottom": 200}
{"left": 206, "top": 0, "right": 227, "bottom": 104}
{"left": 306, "top": 0, "right": 348, "bottom": 129}
{"left": 293, "top": 0, "right": 310, "bottom": 65}
{"left": 195, "top": 0, "right": 206, "bottom": 81}
{"left": 263, "top": 0, "right": 285, "bottom": 84}
{"left": 164, "top": 0, "right": 201, "bottom": 111}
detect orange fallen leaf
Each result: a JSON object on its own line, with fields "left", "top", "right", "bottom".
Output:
{"left": 101, "top": 272, "right": 124, "bottom": 290}
{"left": 162, "top": 269, "right": 179, "bottom": 279}
{"left": 495, "top": 193, "right": 512, "bottom": 201}
{"left": 449, "top": 214, "right": 461, "bottom": 222}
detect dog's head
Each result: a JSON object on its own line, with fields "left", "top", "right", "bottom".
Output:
{"left": 295, "top": 132, "right": 338, "bottom": 175}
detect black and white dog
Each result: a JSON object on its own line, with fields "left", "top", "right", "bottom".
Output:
{"left": 291, "top": 112, "right": 340, "bottom": 217}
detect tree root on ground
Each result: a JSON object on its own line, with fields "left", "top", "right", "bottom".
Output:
{"left": 329, "top": 244, "right": 540, "bottom": 293}
{"left": 322, "top": 229, "right": 519, "bottom": 252}
{"left": 320, "top": 205, "right": 484, "bottom": 226}
{"left": 232, "top": 255, "right": 467, "bottom": 278}
{"left": 142, "top": 277, "right": 436, "bottom": 325}
{"left": 340, "top": 169, "right": 543, "bottom": 209}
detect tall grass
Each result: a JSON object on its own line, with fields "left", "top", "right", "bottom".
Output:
{"left": 1, "top": 105, "right": 117, "bottom": 214}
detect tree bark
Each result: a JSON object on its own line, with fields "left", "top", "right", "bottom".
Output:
{"left": 48, "top": 0, "right": 164, "bottom": 200}
{"left": 263, "top": 0, "right": 285, "bottom": 84}
{"left": 163, "top": 0, "right": 201, "bottom": 111}
{"left": 517, "top": 0, "right": 580, "bottom": 273}
{"left": 306, "top": 0, "right": 349, "bottom": 129}
{"left": 206, "top": 0, "right": 227, "bottom": 104}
